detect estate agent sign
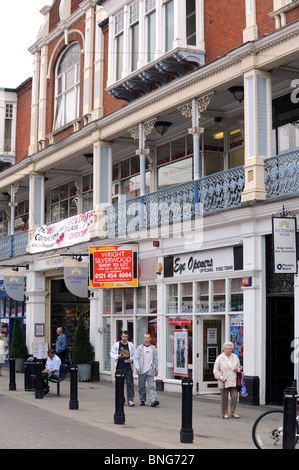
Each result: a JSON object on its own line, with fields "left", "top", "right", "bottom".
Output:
{"left": 272, "top": 215, "right": 297, "bottom": 274}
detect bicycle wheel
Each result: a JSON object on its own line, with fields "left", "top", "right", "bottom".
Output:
{"left": 252, "top": 410, "right": 284, "bottom": 449}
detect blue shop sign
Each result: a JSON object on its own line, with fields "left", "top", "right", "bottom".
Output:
{"left": 0, "top": 279, "right": 26, "bottom": 299}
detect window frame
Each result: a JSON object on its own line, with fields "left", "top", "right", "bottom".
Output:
{"left": 53, "top": 43, "right": 81, "bottom": 131}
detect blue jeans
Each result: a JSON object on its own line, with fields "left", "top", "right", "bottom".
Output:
{"left": 138, "top": 369, "right": 157, "bottom": 403}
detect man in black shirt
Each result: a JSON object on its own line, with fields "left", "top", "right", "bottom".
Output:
{"left": 110, "top": 331, "right": 136, "bottom": 406}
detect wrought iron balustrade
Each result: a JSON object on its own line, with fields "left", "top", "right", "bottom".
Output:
{"left": 0, "top": 231, "right": 29, "bottom": 261}
{"left": 106, "top": 166, "right": 245, "bottom": 237}
{"left": 265, "top": 149, "right": 299, "bottom": 200}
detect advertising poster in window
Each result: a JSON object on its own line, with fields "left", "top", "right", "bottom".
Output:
{"left": 231, "top": 315, "right": 243, "bottom": 367}
{"left": 173, "top": 329, "right": 188, "bottom": 376}
{"left": 89, "top": 244, "right": 138, "bottom": 288}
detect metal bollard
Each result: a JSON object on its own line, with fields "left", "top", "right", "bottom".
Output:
{"left": 114, "top": 370, "right": 125, "bottom": 425}
{"left": 180, "top": 377, "right": 194, "bottom": 444}
{"left": 282, "top": 385, "right": 297, "bottom": 449}
{"left": 35, "top": 359, "right": 44, "bottom": 399}
{"left": 69, "top": 364, "right": 79, "bottom": 410}
{"left": 9, "top": 356, "right": 16, "bottom": 391}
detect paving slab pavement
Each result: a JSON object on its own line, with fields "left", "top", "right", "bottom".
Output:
{"left": 0, "top": 366, "right": 280, "bottom": 450}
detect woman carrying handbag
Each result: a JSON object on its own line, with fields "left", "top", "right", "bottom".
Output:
{"left": 213, "top": 341, "right": 241, "bottom": 419}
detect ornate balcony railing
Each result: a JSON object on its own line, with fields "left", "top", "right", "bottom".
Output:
{"left": 265, "top": 149, "right": 299, "bottom": 200}
{"left": 0, "top": 231, "right": 29, "bottom": 261}
{"left": 106, "top": 166, "right": 245, "bottom": 237}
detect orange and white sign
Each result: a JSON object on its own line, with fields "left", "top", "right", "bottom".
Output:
{"left": 89, "top": 245, "right": 138, "bottom": 288}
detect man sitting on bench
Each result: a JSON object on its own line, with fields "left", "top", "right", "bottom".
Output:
{"left": 42, "top": 348, "right": 61, "bottom": 395}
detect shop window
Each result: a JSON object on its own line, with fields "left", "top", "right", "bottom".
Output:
{"left": 103, "top": 289, "right": 111, "bottom": 315}
{"left": 114, "top": 289, "right": 123, "bottom": 314}
{"left": 125, "top": 289, "right": 134, "bottom": 315}
{"left": 230, "top": 314, "right": 244, "bottom": 367}
{"left": 149, "top": 286, "right": 157, "bottom": 314}
{"left": 195, "top": 281, "right": 209, "bottom": 312}
{"left": 103, "top": 317, "right": 111, "bottom": 371}
{"left": 181, "top": 283, "right": 193, "bottom": 313}
{"left": 166, "top": 316, "right": 192, "bottom": 379}
{"left": 212, "top": 279, "right": 225, "bottom": 312}
{"left": 137, "top": 286, "right": 146, "bottom": 314}
{"left": 136, "top": 315, "right": 157, "bottom": 347}
{"left": 166, "top": 284, "right": 178, "bottom": 313}
{"left": 229, "top": 278, "right": 243, "bottom": 312}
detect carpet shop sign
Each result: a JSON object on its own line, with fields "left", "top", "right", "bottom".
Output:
{"left": 30, "top": 211, "right": 94, "bottom": 253}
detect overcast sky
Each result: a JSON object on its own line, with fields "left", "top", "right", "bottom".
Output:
{"left": 0, "top": 1, "right": 48, "bottom": 89}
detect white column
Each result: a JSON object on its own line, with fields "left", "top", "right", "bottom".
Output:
{"left": 28, "top": 174, "right": 45, "bottom": 243}
{"left": 173, "top": 0, "right": 186, "bottom": 48}
{"left": 242, "top": 234, "right": 266, "bottom": 403}
{"left": 89, "top": 288, "right": 102, "bottom": 363}
{"left": 83, "top": 6, "right": 95, "bottom": 119}
{"left": 37, "top": 45, "right": 48, "bottom": 147}
{"left": 90, "top": 140, "right": 112, "bottom": 238}
{"left": 241, "top": 69, "right": 272, "bottom": 203}
{"left": 243, "top": 0, "right": 258, "bottom": 42}
{"left": 28, "top": 51, "right": 41, "bottom": 156}
{"left": 25, "top": 270, "right": 47, "bottom": 354}
{"left": 93, "top": 7, "right": 106, "bottom": 120}
{"left": 293, "top": 264, "right": 299, "bottom": 384}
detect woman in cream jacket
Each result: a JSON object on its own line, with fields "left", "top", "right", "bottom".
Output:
{"left": 213, "top": 341, "right": 241, "bottom": 419}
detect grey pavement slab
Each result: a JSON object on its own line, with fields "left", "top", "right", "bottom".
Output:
{"left": 0, "top": 367, "right": 279, "bottom": 450}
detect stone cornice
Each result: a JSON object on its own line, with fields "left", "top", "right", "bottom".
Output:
{"left": 269, "top": 0, "right": 299, "bottom": 17}
{"left": 28, "top": 0, "right": 98, "bottom": 54}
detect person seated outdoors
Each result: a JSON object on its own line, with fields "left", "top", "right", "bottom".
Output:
{"left": 42, "top": 348, "right": 61, "bottom": 395}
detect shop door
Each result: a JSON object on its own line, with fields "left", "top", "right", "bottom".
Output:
{"left": 115, "top": 318, "right": 134, "bottom": 343}
{"left": 196, "top": 317, "right": 224, "bottom": 394}
{"left": 266, "top": 297, "right": 294, "bottom": 405}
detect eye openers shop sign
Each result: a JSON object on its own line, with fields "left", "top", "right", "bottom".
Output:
{"left": 272, "top": 216, "right": 297, "bottom": 274}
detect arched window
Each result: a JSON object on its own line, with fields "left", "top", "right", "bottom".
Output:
{"left": 53, "top": 42, "right": 81, "bottom": 130}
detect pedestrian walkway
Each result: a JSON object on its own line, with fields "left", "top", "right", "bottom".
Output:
{"left": 0, "top": 367, "right": 277, "bottom": 449}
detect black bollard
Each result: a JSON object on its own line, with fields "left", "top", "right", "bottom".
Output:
{"left": 114, "top": 370, "right": 125, "bottom": 425}
{"left": 9, "top": 356, "right": 16, "bottom": 391}
{"left": 282, "top": 385, "right": 297, "bottom": 449}
{"left": 69, "top": 364, "right": 79, "bottom": 410}
{"left": 180, "top": 377, "right": 194, "bottom": 444}
{"left": 35, "top": 359, "right": 44, "bottom": 399}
